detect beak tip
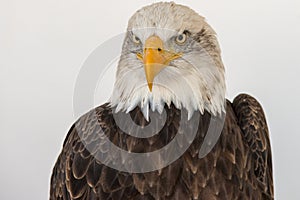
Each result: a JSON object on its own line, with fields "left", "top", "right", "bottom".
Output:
{"left": 148, "top": 83, "right": 153, "bottom": 92}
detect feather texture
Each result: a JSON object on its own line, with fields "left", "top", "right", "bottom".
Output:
{"left": 50, "top": 94, "right": 273, "bottom": 199}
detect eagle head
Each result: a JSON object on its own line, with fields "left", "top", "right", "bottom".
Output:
{"left": 110, "top": 2, "right": 226, "bottom": 120}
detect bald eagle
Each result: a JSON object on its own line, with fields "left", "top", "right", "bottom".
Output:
{"left": 50, "top": 2, "right": 274, "bottom": 200}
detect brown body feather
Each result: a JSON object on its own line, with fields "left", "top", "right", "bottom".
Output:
{"left": 50, "top": 94, "right": 273, "bottom": 200}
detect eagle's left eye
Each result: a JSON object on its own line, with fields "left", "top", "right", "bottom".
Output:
{"left": 175, "top": 33, "right": 187, "bottom": 44}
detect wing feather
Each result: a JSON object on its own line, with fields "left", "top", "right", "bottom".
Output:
{"left": 232, "top": 94, "right": 274, "bottom": 198}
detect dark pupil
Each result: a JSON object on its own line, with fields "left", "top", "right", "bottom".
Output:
{"left": 178, "top": 35, "right": 183, "bottom": 41}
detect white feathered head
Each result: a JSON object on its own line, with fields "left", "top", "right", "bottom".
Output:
{"left": 110, "top": 2, "right": 226, "bottom": 120}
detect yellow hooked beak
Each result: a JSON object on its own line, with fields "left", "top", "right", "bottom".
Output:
{"left": 137, "top": 35, "right": 181, "bottom": 92}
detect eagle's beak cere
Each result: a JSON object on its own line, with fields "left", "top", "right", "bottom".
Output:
{"left": 137, "top": 35, "right": 181, "bottom": 92}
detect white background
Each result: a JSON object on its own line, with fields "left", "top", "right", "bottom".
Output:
{"left": 1, "top": 0, "right": 300, "bottom": 199}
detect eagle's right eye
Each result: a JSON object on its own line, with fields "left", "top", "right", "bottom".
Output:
{"left": 132, "top": 35, "right": 141, "bottom": 44}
